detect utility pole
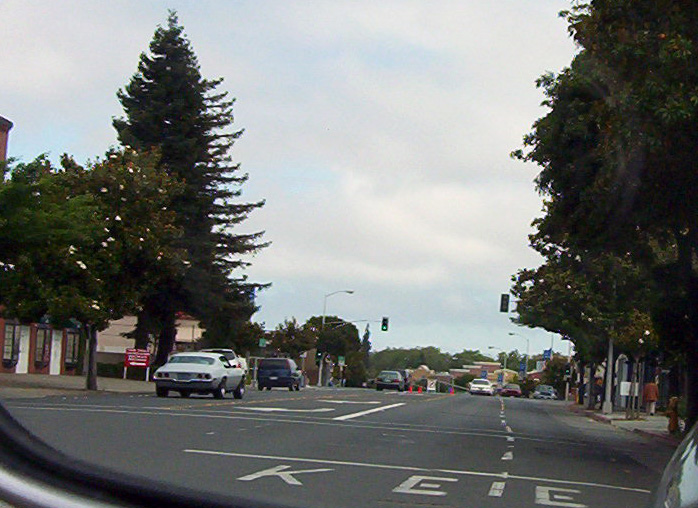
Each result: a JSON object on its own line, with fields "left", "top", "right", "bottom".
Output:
{"left": 317, "top": 290, "right": 353, "bottom": 387}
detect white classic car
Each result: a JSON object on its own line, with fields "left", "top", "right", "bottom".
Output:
{"left": 154, "top": 352, "right": 245, "bottom": 399}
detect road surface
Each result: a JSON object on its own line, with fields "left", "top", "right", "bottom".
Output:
{"left": 3, "top": 387, "right": 675, "bottom": 507}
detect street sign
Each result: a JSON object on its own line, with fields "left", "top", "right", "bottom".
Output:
{"left": 543, "top": 348, "right": 552, "bottom": 360}
{"left": 497, "top": 372, "right": 504, "bottom": 383}
{"left": 258, "top": 338, "right": 267, "bottom": 348}
{"left": 124, "top": 348, "right": 150, "bottom": 368}
{"left": 480, "top": 370, "right": 488, "bottom": 379}
{"left": 338, "top": 356, "right": 345, "bottom": 366}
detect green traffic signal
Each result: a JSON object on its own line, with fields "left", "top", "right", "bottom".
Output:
{"left": 381, "top": 317, "right": 389, "bottom": 331}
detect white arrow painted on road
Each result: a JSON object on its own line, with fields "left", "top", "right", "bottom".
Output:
{"left": 238, "top": 465, "right": 333, "bottom": 486}
{"left": 501, "top": 451, "right": 513, "bottom": 461}
{"left": 238, "top": 407, "right": 335, "bottom": 413}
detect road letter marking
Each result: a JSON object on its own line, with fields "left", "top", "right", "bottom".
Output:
{"left": 501, "top": 451, "right": 513, "bottom": 461}
{"left": 238, "top": 465, "right": 333, "bottom": 486}
{"left": 393, "top": 475, "right": 457, "bottom": 497}
{"left": 488, "top": 481, "right": 506, "bottom": 497}
{"left": 535, "top": 486, "right": 587, "bottom": 507}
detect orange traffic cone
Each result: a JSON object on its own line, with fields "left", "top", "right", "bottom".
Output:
{"left": 408, "top": 385, "right": 413, "bottom": 393}
{"left": 417, "top": 386, "right": 422, "bottom": 394}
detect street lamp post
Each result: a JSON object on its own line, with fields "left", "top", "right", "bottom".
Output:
{"left": 488, "top": 346, "right": 508, "bottom": 371}
{"left": 317, "top": 290, "right": 354, "bottom": 387}
{"left": 489, "top": 346, "right": 507, "bottom": 385}
{"left": 508, "top": 332, "right": 529, "bottom": 377}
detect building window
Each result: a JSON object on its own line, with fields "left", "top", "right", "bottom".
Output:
{"left": 34, "top": 328, "right": 51, "bottom": 367}
{"left": 3, "top": 323, "right": 20, "bottom": 367}
{"left": 65, "top": 330, "right": 80, "bottom": 368}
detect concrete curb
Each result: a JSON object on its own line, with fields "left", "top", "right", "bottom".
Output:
{"left": 567, "top": 403, "right": 680, "bottom": 446}
{"left": 632, "top": 429, "right": 682, "bottom": 446}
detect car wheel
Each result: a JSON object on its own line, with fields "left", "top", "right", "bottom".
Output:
{"left": 294, "top": 383, "right": 300, "bottom": 391}
{"left": 233, "top": 380, "right": 245, "bottom": 400}
{"left": 156, "top": 387, "right": 168, "bottom": 398}
{"left": 213, "top": 379, "right": 226, "bottom": 399}
{"left": 179, "top": 390, "right": 191, "bottom": 398}
{"left": 266, "top": 386, "right": 272, "bottom": 391}
{"left": 258, "top": 384, "right": 264, "bottom": 391}
{"left": 377, "top": 387, "right": 383, "bottom": 391}
{"left": 288, "top": 385, "right": 294, "bottom": 392}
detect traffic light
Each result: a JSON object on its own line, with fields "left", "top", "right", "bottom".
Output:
{"left": 315, "top": 350, "right": 322, "bottom": 365}
{"left": 499, "top": 294, "right": 510, "bottom": 313}
{"left": 564, "top": 363, "right": 571, "bottom": 378}
{"left": 381, "top": 317, "right": 389, "bottom": 332}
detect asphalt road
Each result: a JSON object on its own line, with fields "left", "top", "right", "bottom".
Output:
{"left": 2, "top": 387, "right": 675, "bottom": 508}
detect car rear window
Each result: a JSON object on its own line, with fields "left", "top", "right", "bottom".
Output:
{"left": 259, "top": 359, "right": 290, "bottom": 369}
{"left": 472, "top": 379, "right": 489, "bottom": 385}
{"left": 168, "top": 356, "right": 214, "bottom": 365}
{"left": 379, "top": 371, "right": 398, "bottom": 380}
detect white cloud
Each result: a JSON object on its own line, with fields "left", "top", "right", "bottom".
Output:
{"left": 0, "top": 0, "right": 576, "bottom": 355}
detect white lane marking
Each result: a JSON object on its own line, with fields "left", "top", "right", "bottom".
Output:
{"left": 506, "top": 426, "right": 513, "bottom": 433}
{"left": 8, "top": 406, "right": 625, "bottom": 448}
{"left": 238, "top": 465, "right": 333, "bottom": 486}
{"left": 185, "top": 449, "right": 503, "bottom": 478}
{"left": 392, "top": 475, "right": 457, "bottom": 497}
{"left": 239, "top": 407, "right": 334, "bottom": 413}
{"left": 333, "top": 402, "right": 405, "bottom": 421}
{"left": 501, "top": 451, "right": 513, "bottom": 461}
{"left": 535, "top": 486, "right": 587, "bottom": 507}
{"left": 184, "top": 450, "right": 651, "bottom": 493}
{"left": 319, "top": 400, "right": 381, "bottom": 405}
{"left": 488, "top": 481, "right": 506, "bottom": 497}
{"left": 507, "top": 436, "right": 515, "bottom": 442}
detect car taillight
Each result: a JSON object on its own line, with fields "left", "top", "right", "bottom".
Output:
{"left": 392, "top": 379, "right": 399, "bottom": 383}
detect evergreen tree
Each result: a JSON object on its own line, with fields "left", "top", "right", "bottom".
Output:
{"left": 113, "top": 11, "right": 268, "bottom": 365}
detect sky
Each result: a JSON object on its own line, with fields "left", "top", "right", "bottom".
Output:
{"left": 0, "top": 1, "right": 579, "bottom": 359}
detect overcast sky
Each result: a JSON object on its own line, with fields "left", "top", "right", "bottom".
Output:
{"left": 1, "top": 1, "right": 579, "bottom": 358}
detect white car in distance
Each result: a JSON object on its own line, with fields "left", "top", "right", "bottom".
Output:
{"left": 469, "top": 378, "right": 495, "bottom": 396}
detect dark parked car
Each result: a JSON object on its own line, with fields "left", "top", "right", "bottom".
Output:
{"left": 257, "top": 358, "right": 302, "bottom": 391}
{"left": 376, "top": 370, "right": 405, "bottom": 391}
{"left": 500, "top": 383, "right": 522, "bottom": 397}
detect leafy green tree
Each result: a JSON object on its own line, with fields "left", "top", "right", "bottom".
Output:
{"left": 270, "top": 318, "right": 316, "bottom": 360}
{"left": 514, "top": 0, "right": 698, "bottom": 425}
{"left": 305, "top": 316, "right": 360, "bottom": 357}
{"left": 113, "top": 11, "right": 268, "bottom": 367}
{"left": 450, "top": 349, "right": 494, "bottom": 368}
{"left": 0, "top": 150, "right": 182, "bottom": 389}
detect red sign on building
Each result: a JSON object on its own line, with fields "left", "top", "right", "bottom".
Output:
{"left": 124, "top": 348, "right": 150, "bottom": 368}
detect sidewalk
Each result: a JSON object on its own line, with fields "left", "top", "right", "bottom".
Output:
{"left": 0, "top": 373, "right": 153, "bottom": 399}
{"left": 568, "top": 403, "right": 682, "bottom": 446}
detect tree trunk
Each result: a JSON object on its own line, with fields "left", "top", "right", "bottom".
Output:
{"left": 677, "top": 228, "right": 698, "bottom": 430}
{"left": 586, "top": 362, "right": 596, "bottom": 410}
{"left": 153, "top": 310, "right": 176, "bottom": 369}
{"left": 133, "top": 309, "right": 153, "bottom": 350}
{"left": 85, "top": 325, "right": 98, "bottom": 391}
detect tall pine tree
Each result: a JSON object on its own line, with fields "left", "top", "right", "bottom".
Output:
{"left": 113, "top": 11, "right": 268, "bottom": 365}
